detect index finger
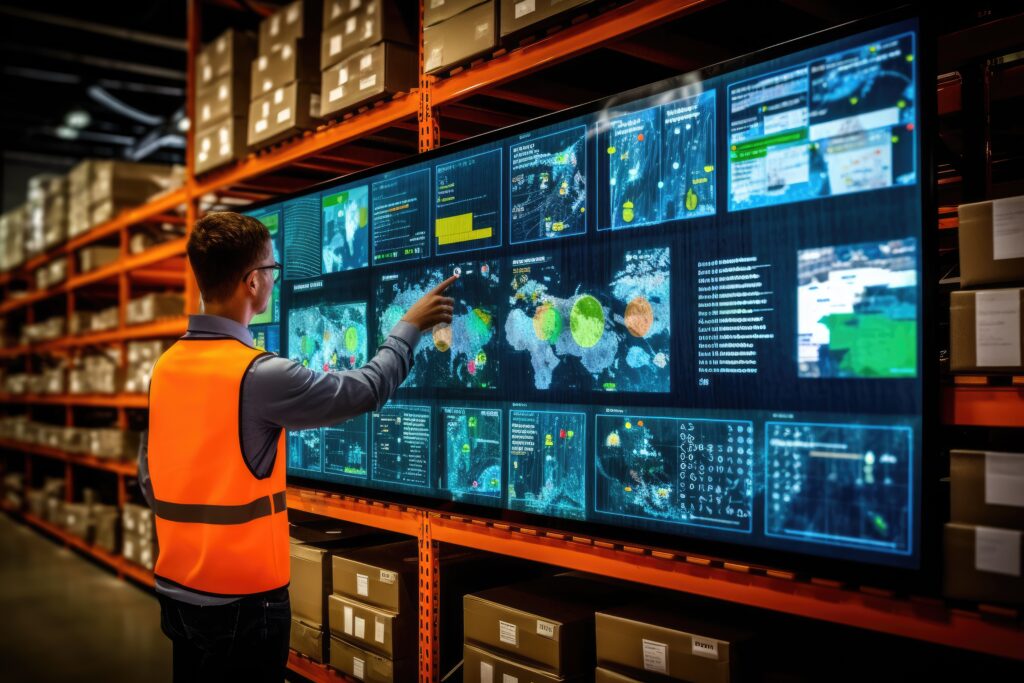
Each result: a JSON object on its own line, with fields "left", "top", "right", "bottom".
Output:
{"left": 430, "top": 273, "right": 459, "bottom": 294}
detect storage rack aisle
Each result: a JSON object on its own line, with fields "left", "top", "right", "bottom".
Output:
{"left": 1, "top": 2, "right": 1024, "bottom": 682}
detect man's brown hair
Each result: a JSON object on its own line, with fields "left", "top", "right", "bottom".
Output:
{"left": 187, "top": 212, "right": 271, "bottom": 302}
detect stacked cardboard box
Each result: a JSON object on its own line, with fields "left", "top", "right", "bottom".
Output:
{"left": 2, "top": 472, "right": 24, "bottom": 510}
{"left": 124, "top": 340, "right": 171, "bottom": 393}
{"left": 424, "top": 1, "right": 498, "bottom": 75}
{"left": 249, "top": 0, "right": 322, "bottom": 148}
{"left": 40, "top": 478, "right": 66, "bottom": 525}
{"left": 0, "top": 205, "right": 27, "bottom": 272}
{"left": 90, "top": 161, "right": 182, "bottom": 227}
{"left": 91, "top": 306, "right": 121, "bottom": 333}
{"left": 122, "top": 503, "right": 157, "bottom": 570}
{"left": 68, "top": 349, "right": 122, "bottom": 395}
{"left": 25, "top": 175, "right": 68, "bottom": 254}
{"left": 78, "top": 246, "right": 120, "bottom": 274}
{"left": 319, "top": 0, "right": 416, "bottom": 118}
{"left": 126, "top": 293, "right": 184, "bottom": 325}
{"left": 945, "top": 450, "right": 1024, "bottom": 605}
{"left": 951, "top": 195, "right": 1024, "bottom": 374}
{"left": 499, "top": 0, "right": 595, "bottom": 39}
{"left": 462, "top": 574, "right": 625, "bottom": 683}
{"left": 194, "top": 29, "right": 256, "bottom": 175}
{"left": 93, "top": 504, "right": 120, "bottom": 553}
{"left": 35, "top": 257, "right": 68, "bottom": 290}
{"left": 288, "top": 520, "right": 393, "bottom": 664}
{"left": 68, "top": 160, "right": 94, "bottom": 238}
{"left": 595, "top": 604, "right": 751, "bottom": 683}
{"left": 21, "top": 317, "right": 66, "bottom": 344}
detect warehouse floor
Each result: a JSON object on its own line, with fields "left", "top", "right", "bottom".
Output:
{"left": 0, "top": 514, "right": 171, "bottom": 682}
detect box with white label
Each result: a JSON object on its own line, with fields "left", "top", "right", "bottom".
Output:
{"left": 463, "top": 574, "right": 624, "bottom": 677}
{"left": 951, "top": 450, "right": 1024, "bottom": 529}
{"left": 958, "top": 196, "right": 1024, "bottom": 287}
{"left": 327, "top": 594, "right": 414, "bottom": 659}
{"left": 423, "top": 1, "right": 498, "bottom": 75}
{"left": 250, "top": 38, "right": 319, "bottom": 99}
{"left": 944, "top": 523, "right": 1024, "bottom": 605}
{"left": 463, "top": 643, "right": 583, "bottom": 682}
{"left": 196, "top": 28, "right": 256, "bottom": 91}
{"left": 595, "top": 604, "right": 751, "bottom": 683}
{"left": 425, "top": 0, "right": 488, "bottom": 27}
{"left": 195, "top": 74, "right": 250, "bottom": 129}
{"left": 319, "top": 42, "right": 416, "bottom": 118}
{"left": 258, "top": 0, "right": 321, "bottom": 56}
{"left": 328, "top": 635, "right": 415, "bottom": 682}
{"left": 195, "top": 118, "right": 247, "bottom": 176}
{"left": 331, "top": 540, "right": 419, "bottom": 614}
{"left": 950, "top": 288, "right": 1024, "bottom": 372}
{"left": 320, "top": 0, "right": 414, "bottom": 69}
{"left": 499, "top": 0, "right": 595, "bottom": 38}
{"left": 247, "top": 81, "right": 321, "bottom": 148}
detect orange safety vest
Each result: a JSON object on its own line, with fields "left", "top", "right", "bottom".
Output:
{"left": 148, "top": 337, "right": 289, "bottom": 596}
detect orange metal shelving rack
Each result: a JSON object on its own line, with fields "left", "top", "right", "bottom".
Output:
{"left": 1, "top": 2, "right": 1023, "bottom": 681}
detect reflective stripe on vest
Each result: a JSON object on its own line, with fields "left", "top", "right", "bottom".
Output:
{"left": 148, "top": 337, "right": 290, "bottom": 596}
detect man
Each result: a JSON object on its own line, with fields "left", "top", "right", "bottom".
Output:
{"left": 139, "top": 212, "right": 455, "bottom": 681}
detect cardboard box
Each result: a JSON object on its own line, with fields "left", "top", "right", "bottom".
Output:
{"left": 500, "top": 0, "right": 595, "bottom": 38}
{"left": 251, "top": 41, "right": 319, "bottom": 101}
{"left": 123, "top": 503, "right": 155, "bottom": 540}
{"left": 196, "top": 28, "right": 257, "bottom": 91}
{"left": 320, "top": 0, "right": 414, "bottom": 69}
{"left": 290, "top": 531, "right": 386, "bottom": 630}
{"left": 68, "top": 160, "right": 94, "bottom": 199}
{"left": 951, "top": 450, "right": 1024, "bottom": 529}
{"left": 196, "top": 75, "right": 250, "bottom": 129}
{"left": 320, "top": 42, "right": 416, "bottom": 118}
{"left": 958, "top": 196, "right": 1024, "bottom": 287}
{"left": 944, "top": 523, "right": 1024, "bottom": 605}
{"left": 247, "top": 81, "right": 320, "bottom": 148}
{"left": 126, "top": 293, "right": 184, "bottom": 325}
{"left": 463, "top": 574, "right": 623, "bottom": 677}
{"left": 950, "top": 289, "right": 1024, "bottom": 372}
{"left": 424, "top": 1, "right": 498, "bottom": 75}
{"left": 595, "top": 667, "right": 642, "bottom": 683}
{"left": 331, "top": 540, "right": 420, "bottom": 614}
{"left": 94, "top": 505, "right": 119, "bottom": 554}
{"left": 91, "top": 306, "right": 120, "bottom": 332}
{"left": 90, "top": 161, "right": 178, "bottom": 206}
{"left": 595, "top": 604, "right": 751, "bottom": 683}
{"left": 328, "top": 594, "right": 413, "bottom": 659}
{"left": 79, "top": 246, "right": 120, "bottom": 273}
{"left": 328, "top": 636, "right": 415, "bottom": 683}
{"left": 259, "top": 0, "right": 321, "bottom": 55}
{"left": 463, "top": 643, "right": 582, "bottom": 683}
{"left": 63, "top": 502, "right": 94, "bottom": 542}
{"left": 425, "top": 0, "right": 487, "bottom": 27}
{"left": 195, "top": 118, "right": 247, "bottom": 176}
{"left": 290, "top": 618, "right": 325, "bottom": 663}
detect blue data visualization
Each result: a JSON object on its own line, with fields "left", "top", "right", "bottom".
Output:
{"left": 600, "top": 88, "right": 716, "bottom": 230}
{"left": 765, "top": 421, "right": 912, "bottom": 554}
{"left": 505, "top": 247, "right": 671, "bottom": 392}
{"left": 434, "top": 149, "right": 502, "bottom": 255}
{"left": 442, "top": 405, "right": 503, "bottom": 505}
{"left": 728, "top": 32, "right": 916, "bottom": 211}
{"left": 321, "top": 183, "right": 369, "bottom": 273}
{"left": 510, "top": 125, "right": 588, "bottom": 244}
{"left": 508, "top": 407, "right": 587, "bottom": 520}
{"left": 372, "top": 168, "right": 431, "bottom": 264}
{"left": 371, "top": 404, "right": 433, "bottom": 489}
{"left": 376, "top": 260, "right": 501, "bottom": 389}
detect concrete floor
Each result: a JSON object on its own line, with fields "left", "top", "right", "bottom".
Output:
{"left": 0, "top": 513, "right": 172, "bottom": 682}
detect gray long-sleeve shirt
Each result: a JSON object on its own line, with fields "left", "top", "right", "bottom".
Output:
{"left": 138, "top": 314, "right": 420, "bottom": 605}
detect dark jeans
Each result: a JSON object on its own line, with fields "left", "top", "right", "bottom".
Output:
{"left": 158, "top": 587, "right": 291, "bottom": 683}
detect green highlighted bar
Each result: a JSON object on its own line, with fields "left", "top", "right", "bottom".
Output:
{"left": 730, "top": 128, "right": 808, "bottom": 161}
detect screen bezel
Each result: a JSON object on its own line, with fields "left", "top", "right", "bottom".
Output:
{"left": 251, "top": 7, "right": 937, "bottom": 591}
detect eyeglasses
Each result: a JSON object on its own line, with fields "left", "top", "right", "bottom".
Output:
{"left": 244, "top": 262, "right": 282, "bottom": 283}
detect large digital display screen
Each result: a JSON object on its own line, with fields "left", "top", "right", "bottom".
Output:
{"left": 258, "top": 17, "right": 925, "bottom": 571}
